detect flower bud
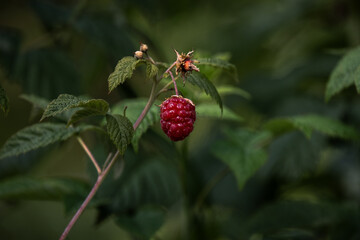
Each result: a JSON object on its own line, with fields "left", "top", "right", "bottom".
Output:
{"left": 140, "top": 43, "right": 148, "bottom": 53}
{"left": 134, "top": 50, "right": 144, "bottom": 59}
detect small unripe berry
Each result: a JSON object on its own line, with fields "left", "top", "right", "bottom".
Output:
{"left": 160, "top": 95, "right": 196, "bottom": 141}
{"left": 134, "top": 51, "right": 144, "bottom": 59}
{"left": 140, "top": 43, "right": 148, "bottom": 53}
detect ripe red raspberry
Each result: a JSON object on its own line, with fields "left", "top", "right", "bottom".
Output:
{"left": 160, "top": 95, "right": 196, "bottom": 141}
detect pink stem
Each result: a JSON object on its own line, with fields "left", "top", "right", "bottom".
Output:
{"left": 168, "top": 71, "right": 179, "bottom": 96}
{"left": 59, "top": 80, "right": 159, "bottom": 240}
{"left": 77, "top": 137, "right": 101, "bottom": 174}
{"left": 133, "top": 81, "right": 157, "bottom": 129}
{"left": 164, "top": 61, "right": 178, "bottom": 96}
{"left": 59, "top": 152, "right": 120, "bottom": 240}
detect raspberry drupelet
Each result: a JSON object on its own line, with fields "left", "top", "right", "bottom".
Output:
{"left": 160, "top": 95, "right": 196, "bottom": 141}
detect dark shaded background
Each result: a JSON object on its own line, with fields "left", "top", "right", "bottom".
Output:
{"left": 1, "top": 0, "right": 360, "bottom": 239}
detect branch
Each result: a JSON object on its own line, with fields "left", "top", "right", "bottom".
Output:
{"left": 102, "top": 152, "right": 113, "bottom": 171}
{"left": 59, "top": 79, "right": 159, "bottom": 240}
{"left": 156, "top": 75, "right": 179, "bottom": 98}
{"left": 59, "top": 153, "right": 121, "bottom": 240}
{"left": 164, "top": 61, "right": 179, "bottom": 96}
{"left": 133, "top": 79, "right": 158, "bottom": 130}
{"left": 167, "top": 71, "right": 179, "bottom": 95}
{"left": 77, "top": 137, "right": 101, "bottom": 174}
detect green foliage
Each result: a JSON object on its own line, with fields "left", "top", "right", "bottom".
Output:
{"left": 116, "top": 206, "right": 165, "bottom": 240}
{"left": 40, "top": 94, "right": 109, "bottom": 125}
{"left": 196, "top": 103, "right": 242, "bottom": 121}
{"left": 3, "top": 1, "right": 360, "bottom": 239}
{"left": 266, "top": 132, "right": 322, "bottom": 180}
{"left": 187, "top": 72, "right": 223, "bottom": 112}
{"left": 107, "top": 157, "right": 180, "bottom": 239}
{"left": 0, "top": 123, "right": 94, "bottom": 159}
{"left": 112, "top": 99, "right": 159, "bottom": 152}
{"left": 265, "top": 114, "right": 359, "bottom": 139}
{"left": 216, "top": 85, "right": 251, "bottom": 99}
{"left": 0, "top": 177, "right": 89, "bottom": 200}
{"left": 197, "top": 58, "right": 238, "bottom": 81}
{"left": 110, "top": 157, "right": 180, "bottom": 211}
{"left": 213, "top": 129, "right": 270, "bottom": 190}
{"left": 0, "top": 83, "right": 9, "bottom": 115}
{"left": 108, "top": 56, "right": 157, "bottom": 93}
{"left": 94, "top": 156, "right": 180, "bottom": 236}
{"left": 240, "top": 201, "right": 330, "bottom": 237}
{"left": 325, "top": 47, "right": 360, "bottom": 101}
{"left": 146, "top": 62, "right": 159, "bottom": 79}
{"left": 108, "top": 57, "right": 138, "bottom": 93}
{"left": 66, "top": 101, "right": 109, "bottom": 126}
{"left": 13, "top": 48, "right": 80, "bottom": 99}
{"left": 67, "top": 108, "right": 104, "bottom": 126}
{"left": 355, "top": 67, "right": 360, "bottom": 93}
{"left": 106, "top": 114, "right": 134, "bottom": 155}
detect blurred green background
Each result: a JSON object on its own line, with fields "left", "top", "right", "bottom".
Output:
{"left": 1, "top": 0, "right": 360, "bottom": 239}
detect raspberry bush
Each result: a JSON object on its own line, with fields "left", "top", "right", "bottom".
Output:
{"left": 1, "top": 5, "right": 360, "bottom": 238}
{"left": 0, "top": 43, "right": 233, "bottom": 240}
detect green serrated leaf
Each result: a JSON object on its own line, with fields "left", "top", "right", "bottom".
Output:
{"left": 268, "top": 132, "right": 321, "bottom": 180}
{"left": 240, "top": 201, "right": 341, "bottom": 239}
{"left": 67, "top": 108, "right": 103, "bottom": 127}
{"left": 213, "top": 129, "right": 270, "bottom": 190}
{"left": 196, "top": 103, "right": 242, "bottom": 122}
{"left": 216, "top": 85, "right": 251, "bottom": 99}
{"left": 0, "top": 123, "right": 94, "bottom": 159}
{"left": 108, "top": 56, "right": 139, "bottom": 93}
{"left": 111, "top": 99, "right": 159, "bottom": 152}
{"left": 116, "top": 206, "right": 165, "bottom": 240}
{"left": 187, "top": 72, "right": 223, "bottom": 113}
{"left": 197, "top": 58, "right": 238, "bottom": 81}
{"left": 146, "top": 62, "right": 158, "bottom": 79}
{"left": 0, "top": 84, "right": 9, "bottom": 115}
{"left": 292, "top": 115, "right": 359, "bottom": 139}
{"left": 265, "top": 114, "right": 359, "bottom": 140}
{"left": 67, "top": 99, "right": 109, "bottom": 126}
{"left": 325, "top": 47, "right": 360, "bottom": 101}
{"left": 41, "top": 94, "right": 83, "bottom": 120}
{"left": 0, "top": 177, "right": 89, "bottom": 201}
{"left": 263, "top": 118, "right": 294, "bottom": 136}
{"left": 106, "top": 114, "right": 134, "bottom": 154}
{"left": 41, "top": 94, "right": 109, "bottom": 122}
{"left": 354, "top": 65, "right": 360, "bottom": 93}
{"left": 112, "top": 157, "right": 180, "bottom": 211}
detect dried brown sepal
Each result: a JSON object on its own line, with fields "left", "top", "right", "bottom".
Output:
{"left": 174, "top": 49, "right": 200, "bottom": 78}
{"left": 160, "top": 95, "right": 195, "bottom": 107}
